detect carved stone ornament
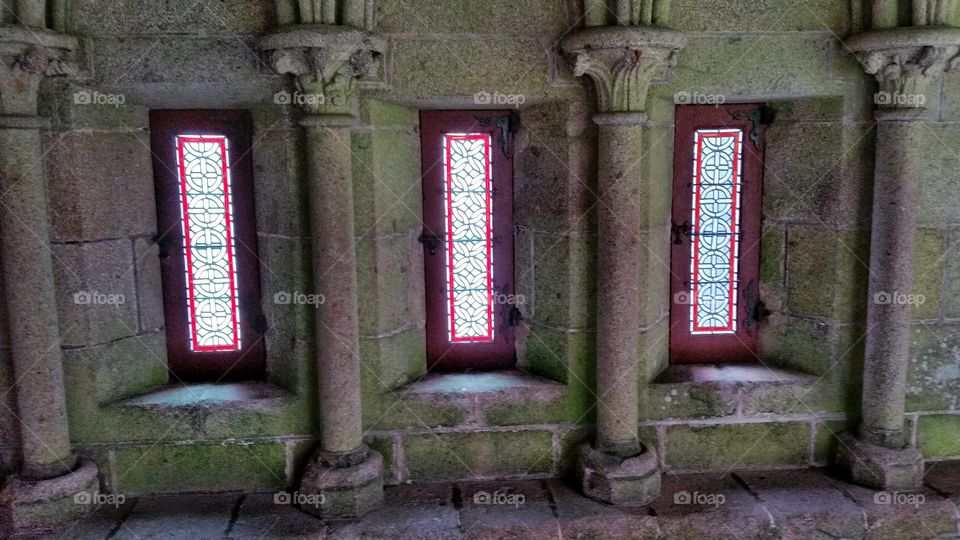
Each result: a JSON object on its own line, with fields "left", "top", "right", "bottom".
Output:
{"left": 0, "top": 25, "right": 77, "bottom": 116}
{"left": 260, "top": 24, "right": 386, "bottom": 116}
{"left": 848, "top": 27, "right": 960, "bottom": 110}
{"left": 562, "top": 26, "right": 686, "bottom": 113}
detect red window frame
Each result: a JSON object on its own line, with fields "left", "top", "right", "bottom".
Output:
{"left": 150, "top": 110, "right": 265, "bottom": 381}
{"left": 670, "top": 104, "right": 765, "bottom": 363}
{"left": 420, "top": 111, "right": 516, "bottom": 370}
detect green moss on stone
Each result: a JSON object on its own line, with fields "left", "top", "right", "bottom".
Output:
{"left": 665, "top": 422, "right": 810, "bottom": 470}
{"left": 403, "top": 430, "right": 553, "bottom": 481}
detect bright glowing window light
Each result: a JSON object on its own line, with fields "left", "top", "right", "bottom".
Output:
{"left": 442, "top": 133, "right": 494, "bottom": 342}
{"left": 689, "top": 129, "right": 743, "bottom": 334}
{"left": 175, "top": 134, "right": 242, "bottom": 351}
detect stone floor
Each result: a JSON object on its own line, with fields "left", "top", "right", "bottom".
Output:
{"left": 35, "top": 464, "right": 960, "bottom": 539}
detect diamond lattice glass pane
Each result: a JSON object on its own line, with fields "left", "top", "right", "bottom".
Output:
{"left": 176, "top": 135, "right": 242, "bottom": 351}
{"left": 443, "top": 134, "right": 494, "bottom": 342}
{"left": 689, "top": 129, "right": 743, "bottom": 334}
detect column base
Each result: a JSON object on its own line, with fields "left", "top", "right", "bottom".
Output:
{"left": 297, "top": 447, "right": 383, "bottom": 519}
{"left": 0, "top": 459, "right": 99, "bottom": 533}
{"left": 837, "top": 433, "right": 924, "bottom": 491}
{"left": 574, "top": 442, "right": 661, "bottom": 506}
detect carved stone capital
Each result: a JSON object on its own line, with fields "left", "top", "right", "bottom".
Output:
{"left": 260, "top": 24, "right": 385, "bottom": 116}
{"left": 0, "top": 25, "right": 77, "bottom": 116}
{"left": 561, "top": 26, "right": 685, "bottom": 113}
{"left": 848, "top": 27, "right": 960, "bottom": 110}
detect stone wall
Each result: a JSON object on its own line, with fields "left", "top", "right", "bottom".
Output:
{"left": 3, "top": 0, "right": 955, "bottom": 494}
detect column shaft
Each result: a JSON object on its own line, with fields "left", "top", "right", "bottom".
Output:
{"left": 594, "top": 113, "right": 645, "bottom": 456}
{"left": 304, "top": 118, "right": 364, "bottom": 455}
{"left": 16, "top": 0, "right": 46, "bottom": 28}
{"left": 861, "top": 113, "right": 924, "bottom": 448}
{"left": 0, "top": 122, "right": 74, "bottom": 479}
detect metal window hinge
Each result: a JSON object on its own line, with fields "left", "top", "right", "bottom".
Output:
{"left": 730, "top": 106, "right": 774, "bottom": 150}
{"left": 418, "top": 232, "right": 442, "bottom": 256}
{"left": 508, "top": 305, "right": 523, "bottom": 327}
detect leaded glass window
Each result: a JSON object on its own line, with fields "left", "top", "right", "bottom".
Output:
{"left": 175, "top": 134, "right": 242, "bottom": 351}
{"left": 443, "top": 133, "right": 494, "bottom": 342}
{"left": 689, "top": 129, "right": 743, "bottom": 334}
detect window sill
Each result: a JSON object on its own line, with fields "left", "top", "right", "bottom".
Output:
{"left": 113, "top": 381, "right": 296, "bottom": 412}
{"left": 654, "top": 363, "right": 812, "bottom": 384}
{"left": 397, "top": 369, "right": 566, "bottom": 403}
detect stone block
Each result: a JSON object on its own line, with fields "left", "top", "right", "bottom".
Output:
{"left": 46, "top": 131, "right": 156, "bottom": 242}
{"left": 360, "top": 329, "right": 426, "bottom": 393}
{"left": 111, "top": 441, "right": 287, "bottom": 495}
{"left": 574, "top": 444, "right": 661, "bottom": 506}
{"left": 376, "top": 0, "right": 569, "bottom": 33}
{"left": 0, "top": 459, "right": 100, "bottom": 535}
{"left": 664, "top": 422, "right": 811, "bottom": 470}
{"left": 916, "top": 124, "right": 960, "bottom": 226}
{"left": 387, "top": 37, "right": 552, "bottom": 103}
{"left": 906, "top": 324, "right": 960, "bottom": 412}
{"left": 837, "top": 434, "right": 924, "bottom": 491}
{"left": 52, "top": 239, "right": 139, "bottom": 347}
{"left": 917, "top": 414, "right": 960, "bottom": 458}
{"left": 298, "top": 450, "right": 383, "bottom": 520}
{"left": 668, "top": 35, "right": 845, "bottom": 101}
{"left": 911, "top": 228, "right": 945, "bottom": 319}
{"left": 70, "top": 0, "right": 273, "bottom": 35}
{"left": 667, "top": 0, "right": 847, "bottom": 32}
{"left": 402, "top": 430, "right": 553, "bottom": 481}
{"left": 643, "top": 382, "right": 738, "bottom": 421}
{"left": 61, "top": 332, "right": 167, "bottom": 408}
{"left": 369, "top": 391, "right": 470, "bottom": 430}
{"left": 760, "top": 316, "right": 865, "bottom": 377}
{"left": 357, "top": 229, "right": 424, "bottom": 337}
{"left": 531, "top": 232, "right": 595, "bottom": 330}
{"left": 785, "top": 227, "right": 870, "bottom": 321}
{"left": 134, "top": 238, "right": 165, "bottom": 333}
{"left": 257, "top": 234, "right": 314, "bottom": 343}
{"left": 90, "top": 36, "right": 262, "bottom": 84}
{"left": 943, "top": 227, "right": 960, "bottom": 318}
{"left": 251, "top": 125, "right": 306, "bottom": 237}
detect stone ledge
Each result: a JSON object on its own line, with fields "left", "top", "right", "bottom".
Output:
{"left": 112, "top": 381, "right": 296, "bottom": 411}
{"left": 396, "top": 369, "right": 566, "bottom": 403}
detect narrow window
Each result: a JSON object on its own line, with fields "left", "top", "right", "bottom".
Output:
{"left": 150, "top": 111, "right": 265, "bottom": 380}
{"left": 670, "top": 105, "right": 765, "bottom": 363}
{"left": 420, "top": 111, "right": 515, "bottom": 370}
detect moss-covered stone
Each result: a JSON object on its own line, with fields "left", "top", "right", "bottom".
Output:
{"left": 812, "top": 420, "right": 847, "bottom": 465}
{"left": 532, "top": 232, "right": 595, "bottom": 330}
{"left": 785, "top": 228, "right": 870, "bottom": 321}
{"left": 917, "top": 415, "right": 960, "bottom": 457}
{"left": 402, "top": 430, "right": 553, "bottom": 481}
{"left": 664, "top": 422, "right": 811, "bottom": 470}
{"left": 667, "top": 0, "right": 847, "bottom": 32}
{"left": 644, "top": 383, "right": 737, "bottom": 421}
{"left": 111, "top": 442, "right": 287, "bottom": 495}
{"left": 368, "top": 393, "right": 471, "bottom": 431}
{"left": 376, "top": 0, "right": 569, "bottom": 33}
{"left": 912, "top": 228, "right": 945, "bottom": 319}
{"left": 906, "top": 324, "right": 960, "bottom": 412}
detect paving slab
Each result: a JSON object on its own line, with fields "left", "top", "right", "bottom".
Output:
{"left": 459, "top": 479, "right": 558, "bottom": 539}
{"left": 110, "top": 493, "right": 239, "bottom": 540}
{"left": 737, "top": 469, "right": 868, "bottom": 539}
{"left": 654, "top": 472, "right": 774, "bottom": 539}
{"left": 548, "top": 480, "right": 659, "bottom": 540}
{"left": 229, "top": 493, "right": 329, "bottom": 539}
{"left": 838, "top": 481, "right": 958, "bottom": 540}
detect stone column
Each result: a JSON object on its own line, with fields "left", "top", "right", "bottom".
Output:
{"left": 260, "top": 23, "right": 386, "bottom": 519}
{"left": 839, "top": 26, "right": 960, "bottom": 490}
{"left": 562, "top": 25, "right": 685, "bottom": 506}
{"left": 0, "top": 26, "right": 99, "bottom": 533}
